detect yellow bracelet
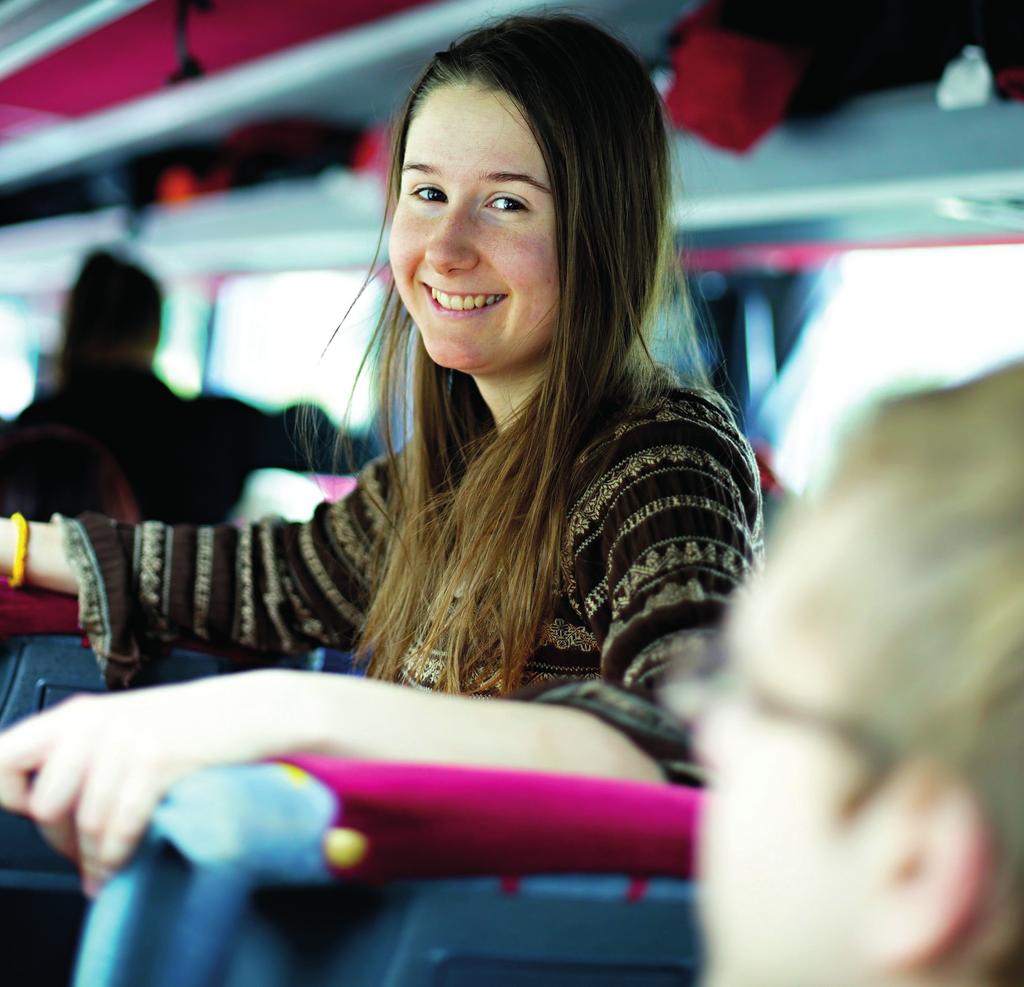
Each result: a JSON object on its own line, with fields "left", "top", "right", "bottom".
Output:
{"left": 9, "top": 512, "right": 29, "bottom": 589}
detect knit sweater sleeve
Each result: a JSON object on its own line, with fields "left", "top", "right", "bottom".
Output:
{"left": 58, "top": 457, "right": 391, "bottom": 689}
{"left": 520, "top": 392, "right": 762, "bottom": 782}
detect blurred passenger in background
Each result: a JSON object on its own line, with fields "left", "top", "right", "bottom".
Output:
{"left": 690, "top": 361, "right": 1024, "bottom": 987}
{"left": 0, "top": 426, "right": 141, "bottom": 524}
{"left": 16, "top": 250, "right": 334, "bottom": 523}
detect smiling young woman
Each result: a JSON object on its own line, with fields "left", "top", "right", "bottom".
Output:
{"left": 360, "top": 18, "right": 762, "bottom": 699}
{"left": 0, "top": 15, "right": 762, "bottom": 894}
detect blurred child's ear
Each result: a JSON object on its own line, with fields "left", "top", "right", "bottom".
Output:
{"left": 859, "top": 760, "right": 990, "bottom": 975}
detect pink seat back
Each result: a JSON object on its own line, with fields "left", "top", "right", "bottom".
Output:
{"left": 284, "top": 755, "right": 702, "bottom": 882}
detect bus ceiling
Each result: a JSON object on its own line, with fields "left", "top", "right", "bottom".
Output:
{"left": 0, "top": 0, "right": 1021, "bottom": 288}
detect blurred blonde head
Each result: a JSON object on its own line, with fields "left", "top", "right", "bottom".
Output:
{"left": 709, "top": 361, "right": 1024, "bottom": 987}
{"left": 759, "top": 360, "right": 1024, "bottom": 874}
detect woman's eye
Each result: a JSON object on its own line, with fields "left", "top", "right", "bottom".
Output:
{"left": 413, "top": 187, "right": 446, "bottom": 203}
{"left": 490, "top": 196, "right": 525, "bottom": 212}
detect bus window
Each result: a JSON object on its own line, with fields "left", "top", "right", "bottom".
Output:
{"left": 0, "top": 297, "right": 36, "bottom": 420}
{"left": 152, "top": 280, "right": 212, "bottom": 400}
{"left": 205, "top": 269, "right": 380, "bottom": 432}
{"left": 759, "top": 245, "right": 1024, "bottom": 491}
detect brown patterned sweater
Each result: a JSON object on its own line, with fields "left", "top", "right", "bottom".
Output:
{"left": 60, "top": 388, "right": 762, "bottom": 781}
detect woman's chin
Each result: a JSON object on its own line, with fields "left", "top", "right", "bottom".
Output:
{"left": 420, "top": 338, "right": 489, "bottom": 375}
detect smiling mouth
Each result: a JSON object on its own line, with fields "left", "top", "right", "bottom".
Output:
{"left": 426, "top": 284, "right": 507, "bottom": 312}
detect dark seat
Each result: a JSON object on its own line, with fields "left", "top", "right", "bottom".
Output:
{"left": 0, "top": 578, "right": 322, "bottom": 987}
{"left": 73, "top": 760, "right": 701, "bottom": 987}
{"left": 0, "top": 425, "right": 142, "bottom": 523}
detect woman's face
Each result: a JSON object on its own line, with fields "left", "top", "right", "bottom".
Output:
{"left": 388, "top": 84, "right": 559, "bottom": 415}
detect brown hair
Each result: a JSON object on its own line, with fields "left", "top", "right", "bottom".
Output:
{"left": 355, "top": 15, "right": 711, "bottom": 692}
{"left": 60, "top": 250, "right": 162, "bottom": 384}
{"left": 740, "top": 361, "right": 1024, "bottom": 977}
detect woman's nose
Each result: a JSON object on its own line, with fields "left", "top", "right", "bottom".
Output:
{"left": 424, "top": 210, "right": 479, "bottom": 275}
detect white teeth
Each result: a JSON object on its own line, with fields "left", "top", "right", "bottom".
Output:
{"left": 430, "top": 287, "right": 504, "bottom": 310}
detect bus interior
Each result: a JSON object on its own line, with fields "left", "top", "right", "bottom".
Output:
{"left": 0, "top": 1, "right": 1022, "bottom": 984}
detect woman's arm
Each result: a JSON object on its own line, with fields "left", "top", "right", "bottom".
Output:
{"left": 0, "top": 669, "right": 661, "bottom": 895}
{"left": 0, "top": 517, "right": 78, "bottom": 594}
{"left": 300, "top": 672, "right": 663, "bottom": 781}
{"left": 47, "top": 454, "right": 391, "bottom": 688}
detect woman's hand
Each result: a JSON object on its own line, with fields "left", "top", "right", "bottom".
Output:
{"left": 0, "top": 670, "right": 316, "bottom": 896}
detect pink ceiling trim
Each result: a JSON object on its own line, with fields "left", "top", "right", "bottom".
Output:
{"left": 684, "top": 233, "right": 1024, "bottom": 273}
{"left": 0, "top": 0, "right": 433, "bottom": 122}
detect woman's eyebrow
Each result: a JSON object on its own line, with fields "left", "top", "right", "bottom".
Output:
{"left": 402, "top": 162, "right": 550, "bottom": 194}
{"left": 485, "top": 171, "right": 551, "bottom": 194}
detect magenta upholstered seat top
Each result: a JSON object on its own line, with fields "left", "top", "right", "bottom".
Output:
{"left": 0, "top": 579, "right": 80, "bottom": 638}
{"left": 0, "top": 579, "right": 268, "bottom": 664}
{"left": 285, "top": 755, "right": 702, "bottom": 882}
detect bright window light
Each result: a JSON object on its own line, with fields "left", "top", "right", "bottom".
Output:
{"left": 153, "top": 285, "right": 210, "bottom": 399}
{"left": 206, "top": 270, "right": 380, "bottom": 431}
{"left": 774, "top": 244, "right": 1024, "bottom": 492}
{"left": 0, "top": 297, "right": 35, "bottom": 420}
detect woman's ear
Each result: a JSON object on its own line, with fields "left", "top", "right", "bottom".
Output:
{"left": 859, "top": 760, "right": 991, "bottom": 976}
